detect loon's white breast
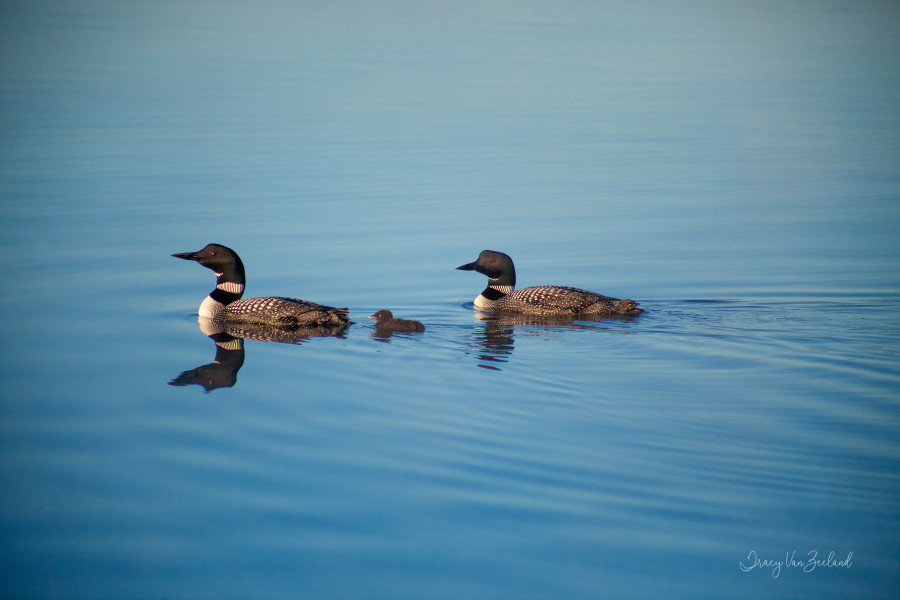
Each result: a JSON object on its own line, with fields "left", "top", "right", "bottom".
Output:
{"left": 474, "top": 285, "right": 513, "bottom": 309}
{"left": 474, "top": 293, "right": 493, "bottom": 309}
{"left": 199, "top": 295, "right": 225, "bottom": 319}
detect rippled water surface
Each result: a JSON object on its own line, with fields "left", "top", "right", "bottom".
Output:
{"left": 2, "top": 2, "right": 899, "bottom": 599}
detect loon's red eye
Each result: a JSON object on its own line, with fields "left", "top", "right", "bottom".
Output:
{"left": 210, "top": 252, "right": 216, "bottom": 256}
{"left": 489, "top": 259, "right": 495, "bottom": 264}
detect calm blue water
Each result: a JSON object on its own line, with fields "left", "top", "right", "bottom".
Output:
{"left": 2, "top": 2, "right": 899, "bottom": 599}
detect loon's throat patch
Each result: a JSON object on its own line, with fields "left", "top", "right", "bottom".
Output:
{"left": 216, "top": 282, "right": 244, "bottom": 294}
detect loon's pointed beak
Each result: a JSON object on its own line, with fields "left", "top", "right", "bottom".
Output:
{"left": 172, "top": 251, "right": 200, "bottom": 261}
{"left": 456, "top": 261, "right": 477, "bottom": 271}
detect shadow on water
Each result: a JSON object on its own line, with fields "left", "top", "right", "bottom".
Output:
{"left": 169, "top": 316, "right": 349, "bottom": 392}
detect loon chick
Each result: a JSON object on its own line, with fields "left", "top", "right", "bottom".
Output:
{"left": 456, "top": 250, "right": 643, "bottom": 317}
{"left": 369, "top": 310, "right": 426, "bottom": 332}
{"left": 173, "top": 243, "right": 351, "bottom": 327}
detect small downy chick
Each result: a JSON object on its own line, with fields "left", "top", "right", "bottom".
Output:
{"left": 369, "top": 310, "right": 425, "bottom": 333}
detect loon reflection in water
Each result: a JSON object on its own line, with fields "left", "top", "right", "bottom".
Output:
{"left": 170, "top": 317, "right": 349, "bottom": 392}
{"left": 169, "top": 332, "right": 245, "bottom": 392}
{"left": 461, "top": 312, "right": 627, "bottom": 371}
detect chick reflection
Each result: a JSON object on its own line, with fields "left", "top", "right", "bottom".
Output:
{"left": 169, "top": 316, "right": 349, "bottom": 392}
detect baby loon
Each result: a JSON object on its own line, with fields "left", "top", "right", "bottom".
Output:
{"left": 456, "top": 250, "right": 643, "bottom": 317}
{"left": 369, "top": 310, "right": 426, "bottom": 332}
{"left": 173, "top": 243, "right": 351, "bottom": 327}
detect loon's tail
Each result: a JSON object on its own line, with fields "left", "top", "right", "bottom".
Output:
{"left": 613, "top": 298, "right": 643, "bottom": 316}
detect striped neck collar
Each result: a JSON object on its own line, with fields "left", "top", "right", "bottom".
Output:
{"left": 216, "top": 281, "right": 244, "bottom": 294}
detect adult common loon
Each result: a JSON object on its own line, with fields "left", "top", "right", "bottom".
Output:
{"left": 369, "top": 310, "right": 426, "bottom": 332}
{"left": 456, "top": 250, "right": 643, "bottom": 317}
{"left": 173, "top": 243, "right": 351, "bottom": 327}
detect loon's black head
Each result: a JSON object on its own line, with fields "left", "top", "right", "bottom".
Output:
{"left": 456, "top": 250, "right": 516, "bottom": 286}
{"left": 172, "top": 243, "right": 246, "bottom": 285}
